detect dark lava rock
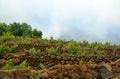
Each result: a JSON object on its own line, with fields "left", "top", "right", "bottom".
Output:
{"left": 98, "top": 62, "right": 114, "bottom": 79}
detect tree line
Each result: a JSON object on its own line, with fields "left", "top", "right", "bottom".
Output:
{"left": 0, "top": 22, "right": 42, "bottom": 38}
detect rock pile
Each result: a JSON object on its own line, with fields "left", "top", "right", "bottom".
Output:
{"left": 0, "top": 69, "right": 35, "bottom": 79}
{"left": 0, "top": 63, "right": 120, "bottom": 79}
{"left": 39, "top": 63, "right": 120, "bottom": 79}
{"left": 21, "top": 53, "right": 120, "bottom": 68}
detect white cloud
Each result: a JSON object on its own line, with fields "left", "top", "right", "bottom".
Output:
{"left": 0, "top": 0, "right": 120, "bottom": 43}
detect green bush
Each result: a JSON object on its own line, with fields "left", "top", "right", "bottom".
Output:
{"left": 104, "top": 42, "right": 111, "bottom": 47}
{"left": 87, "top": 60, "right": 94, "bottom": 64}
{"left": 4, "top": 45, "right": 18, "bottom": 53}
{"left": 2, "top": 59, "right": 15, "bottom": 70}
{"left": 15, "top": 60, "right": 32, "bottom": 69}
{"left": 115, "top": 58, "right": 120, "bottom": 62}
{"left": 10, "top": 45, "right": 18, "bottom": 52}
{"left": 79, "top": 60, "right": 84, "bottom": 65}
{"left": 2, "top": 60, "right": 32, "bottom": 70}
{"left": 0, "top": 32, "right": 15, "bottom": 42}
{"left": 46, "top": 47, "right": 59, "bottom": 54}
{"left": 39, "top": 63, "right": 46, "bottom": 69}
{"left": 88, "top": 43, "right": 96, "bottom": 49}
{"left": 0, "top": 44, "right": 5, "bottom": 55}
{"left": 96, "top": 50, "right": 105, "bottom": 56}
{"left": 57, "top": 39, "right": 64, "bottom": 46}
{"left": 66, "top": 40, "right": 80, "bottom": 54}
{"left": 24, "top": 48, "right": 40, "bottom": 55}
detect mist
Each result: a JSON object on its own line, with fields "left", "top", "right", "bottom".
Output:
{"left": 0, "top": 0, "right": 120, "bottom": 43}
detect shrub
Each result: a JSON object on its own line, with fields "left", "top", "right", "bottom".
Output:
{"left": 115, "top": 58, "right": 120, "bottom": 62}
{"left": 46, "top": 47, "right": 59, "bottom": 54}
{"left": 39, "top": 63, "right": 46, "bottom": 69}
{"left": 2, "top": 59, "right": 15, "bottom": 70}
{"left": 0, "top": 44, "right": 5, "bottom": 55}
{"left": 88, "top": 43, "right": 96, "bottom": 49}
{"left": 79, "top": 60, "right": 84, "bottom": 65}
{"left": 4, "top": 45, "right": 18, "bottom": 53}
{"left": 19, "top": 37, "right": 28, "bottom": 44}
{"left": 96, "top": 50, "right": 105, "bottom": 56}
{"left": 57, "top": 39, "right": 64, "bottom": 46}
{"left": 66, "top": 40, "right": 80, "bottom": 54}
{"left": 0, "top": 32, "right": 15, "bottom": 42}
{"left": 24, "top": 48, "right": 40, "bottom": 55}
{"left": 10, "top": 45, "right": 18, "bottom": 52}
{"left": 104, "top": 42, "right": 111, "bottom": 47}
{"left": 15, "top": 60, "right": 32, "bottom": 69}
{"left": 87, "top": 60, "right": 94, "bottom": 64}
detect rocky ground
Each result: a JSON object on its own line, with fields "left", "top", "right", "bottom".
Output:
{"left": 0, "top": 62, "right": 120, "bottom": 79}
{"left": 0, "top": 40, "right": 120, "bottom": 79}
{"left": 0, "top": 52, "right": 120, "bottom": 79}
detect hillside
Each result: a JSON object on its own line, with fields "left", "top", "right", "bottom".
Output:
{"left": 0, "top": 35, "right": 120, "bottom": 79}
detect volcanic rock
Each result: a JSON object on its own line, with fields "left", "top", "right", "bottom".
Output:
{"left": 98, "top": 62, "right": 114, "bottom": 79}
{"left": 0, "top": 59, "right": 6, "bottom": 66}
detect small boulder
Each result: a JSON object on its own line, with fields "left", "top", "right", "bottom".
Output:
{"left": 98, "top": 62, "right": 114, "bottom": 79}
{"left": 85, "top": 72, "right": 93, "bottom": 79}
{"left": 0, "top": 59, "right": 6, "bottom": 66}
{"left": 80, "top": 65, "right": 87, "bottom": 72}
{"left": 0, "top": 70, "right": 14, "bottom": 79}
{"left": 11, "top": 58, "right": 21, "bottom": 65}
{"left": 41, "top": 72, "right": 49, "bottom": 79}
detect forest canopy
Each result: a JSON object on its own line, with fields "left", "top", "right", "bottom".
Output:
{"left": 0, "top": 22, "right": 42, "bottom": 38}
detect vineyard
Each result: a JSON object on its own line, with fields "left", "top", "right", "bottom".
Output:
{"left": 0, "top": 36, "right": 120, "bottom": 79}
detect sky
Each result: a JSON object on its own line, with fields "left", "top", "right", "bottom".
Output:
{"left": 0, "top": 0, "right": 120, "bottom": 43}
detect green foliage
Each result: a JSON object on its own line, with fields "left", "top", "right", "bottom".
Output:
{"left": 0, "top": 23, "right": 8, "bottom": 36}
{"left": 23, "top": 30, "right": 32, "bottom": 37}
{"left": 16, "top": 61, "right": 27, "bottom": 69}
{"left": 82, "top": 40, "right": 88, "bottom": 44}
{"left": 79, "top": 60, "right": 84, "bottom": 65}
{"left": 32, "top": 29, "right": 42, "bottom": 38}
{"left": 0, "top": 32, "right": 15, "bottom": 42}
{"left": 104, "top": 42, "right": 111, "bottom": 47}
{"left": 39, "top": 63, "right": 46, "bottom": 69}
{"left": 4, "top": 46, "right": 12, "bottom": 53}
{"left": 21, "top": 23, "right": 32, "bottom": 37}
{"left": 9, "top": 22, "right": 23, "bottom": 36}
{"left": 15, "top": 60, "right": 32, "bottom": 69}
{"left": 18, "top": 37, "right": 31, "bottom": 44}
{"left": 88, "top": 43, "right": 96, "bottom": 49}
{"left": 4, "top": 45, "right": 18, "bottom": 53}
{"left": 2, "top": 59, "right": 15, "bottom": 70}
{"left": 0, "top": 22, "right": 42, "bottom": 38}
{"left": 24, "top": 48, "right": 40, "bottom": 55}
{"left": 87, "top": 60, "right": 94, "bottom": 64}
{"left": 57, "top": 39, "right": 64, "bottom": 46}
{"left": 32, "top": 73, "right": 39, "bottom": 79}
{"left": 2, "top": 60, "right": 32, "bottom": 70}
{"left": 115, "top": 58, "right": 120, "bottom": 62}
{"left": 0, "top": 44, "right": 5, "bottom": 55}
{"left": 46, "top": 47, "right": 59, "bottom": 54}
{"left": 96, "top": 50, "right": 105, "bottom": 56}
{"left": 66, "top": 40, "right": 80, "bottom": 54}
{"left": 0, "top": 44, "right": 17, "bottom": 54}
{"left": 50, "top": 36, "right": 53, "bottom": 40}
